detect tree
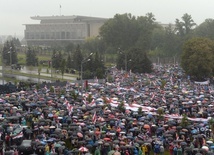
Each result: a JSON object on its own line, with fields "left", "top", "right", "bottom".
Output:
{"left": 180, "top": 114, "right": 190, "bottom": 128}
{"left": 65, "top": 42, "right": 75, "bottom": 53}
{"left": 135, "top": 13, "right": 158, "bottom": 51}
{"left": 11, "top": 38, "right": 21, "bottom": 47}
{"left": 194, "top": 18, "right": 214, "bottom": 40}
{"left": 126, "top": 47, "right": 152, "bottom": 73}
{"left": 175, "top": 13, "right": 196, "bottom": 37}
{"left": 92, "top": 52, "right": 105, "bottom": 78}
{"left": 72, "top": 45, "right": 83, "bottom": 72}
{"left": 66, "top": 54, "right": 73, "bottom": 72}
{"left": 52, "top": 50, "right": 63, "bottom": 70}
{"left": 60, "top": 59, "right": 66, "bottom": 79}
{"left": 208, "top": 118, "right": 214, "bottom": 138}
{"left": 26, "top": 47, "right": 38, "bottom": 66}
{"left": 157, "top": 107, "right": 164, "bottom": 121}
{"left": 100, "top": 13, "right": 139, "bottom": 50}
{"left": 2, "top": 41, "right": 18, "bottom": 65}
{"left": 181, "top": 37, "right": 214, "bottom": 80}
{"left": 83, "top": 37, "right": 106, "bottom": 55}
{"left": 38, "top": 66, "right": 42, "bottom": 83}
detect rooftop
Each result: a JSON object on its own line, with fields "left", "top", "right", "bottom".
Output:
{"left": 31, "top": 15, "right": 108, "bottom": 21}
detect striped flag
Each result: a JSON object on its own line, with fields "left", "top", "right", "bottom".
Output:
{"left": 67, "top": 103, "right": 73, "bottom": 115}
{"left": 162, "top": 96, "right": 166, "bottom": 103}
{"left": 151, "top": 92, "right": 155, "bottom": 101}
{"left": 12, "top": 132, "right": 23, "bottom": 139}
{"left": 92, "top": 111, "right": 97, "bottom": 124}
{"left": 63, "top": 98, "right": 69, "bottom": 105}
{"left": 89, "top": 99, "right": 96, "bottom": 107}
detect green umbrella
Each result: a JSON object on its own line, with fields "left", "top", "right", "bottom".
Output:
{"left": 108, "top": 150, "right": 115, "bottom": 155}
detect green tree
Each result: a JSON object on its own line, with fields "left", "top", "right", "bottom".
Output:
{"left": 208, "top": 118, "right": 214, "bottom": 138}
{"left": 180, "top": 114, "right": 190, "bottom": 128}
{"left": 135, "top": 13, "right": 158, "bottom": 51}
{"left": 65, "top": 42, "right": 75, "bottom": 53}
{"left": 181, "top": 37, "right": 214, "bottom": 80}
{"left": 72, "top": 45, "right": 83, "bottom": 72}
{"left": 194, "top": 18, "right": 214, "bottom": 40}
{"left": 100, "top": 13, "right": 139, "bottom": 50}
{"left": 175, "top": 13, "right": 196, "bottom": 37}
{"left": 66, "top": 54, "right": 73, "bottom": 72}
{"left": 127, "top": 47, "right": 152, "bottom": 73}
{"left": 157, "top": 107, "right": 164, "bottom": 121}
{"left": 11, "top": 38, "right": 21, "bottom": 47}
{"left": 83, "top": 37, "right": 106, "bottom": 55}
{"left": 52, "top": 50, "right": 63, "bottom": 70}
{"left": 38, "top": 65, "right": 42, "bottom": 83}
{"left": 60, "top": 59, "right": 66, "bottom": 79}
{"left": 26, "top": 47, "right": 38, "bottom": 66}
{"left": 138, "top": 107, "right": 143, "bottom": 115}
{"left": 118, "top": 102, "right": 125, "bottom": 113}
{"left": 2, "top": 41, "right": 18, "bottom": 65}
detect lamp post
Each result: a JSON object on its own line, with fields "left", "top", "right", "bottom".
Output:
{"left": 1, "top": 51, "right": 4, "bottom": 85}
{"left": 8, "top": 47, "right": 13, "bottom": 73}
{"left": 80, "top": 53, "right": 93, "bottom": 96}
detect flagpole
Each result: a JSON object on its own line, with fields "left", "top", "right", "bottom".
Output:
{"left": 60, "top": 5, "right": 61, "bottom": 16}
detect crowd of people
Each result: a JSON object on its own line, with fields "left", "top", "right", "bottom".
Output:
{"left": 0, "top": 64, "right": 213, "bottom": 155}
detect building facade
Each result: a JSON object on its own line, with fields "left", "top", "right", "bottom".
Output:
{"left": 24, "top": 15, "right": 108, "bottom": 46}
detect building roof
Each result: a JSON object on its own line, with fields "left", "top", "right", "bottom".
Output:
{"left": 31, "top": 15, "right": 108, "bottom": 21}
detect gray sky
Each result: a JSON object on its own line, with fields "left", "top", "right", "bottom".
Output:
{"left": 1, "top": 0, "right": 214, "bottom": 37}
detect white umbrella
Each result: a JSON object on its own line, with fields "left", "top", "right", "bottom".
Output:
{"left": 206, "top": 141, "right": 213, "bottom": 144}
{"left": 202, "top": 146, "right": 209, "bottom": 151}
{"left": 79, "top": 146, "right": 88, "bottom": 152}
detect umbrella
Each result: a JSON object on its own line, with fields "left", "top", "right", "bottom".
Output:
{"left": 181, "top": 142, "right": 187, "bottom": 146}
{"left": 79, "top": 146, "right": 88, "bottom": 152}
{"left": 77, "top": 132, "right": 83, "bottom": 138}
{"left": 143, "top": 124, "right": 150, "bottom": 129}
{"left": 207, "top": 141, "right": 213, "bottom": 144}
{"left": 210, "top": 145, "right": 214, "bottom": 149}
{"left": 108, "top": 150, "right": 115, "bottom": 155}
{"left": 202, "top": 146, "right": 209, "bottom": 151}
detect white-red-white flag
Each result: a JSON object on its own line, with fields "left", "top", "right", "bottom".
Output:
{"left": 162, "top": 96, "right": 166, "bottom": 103}
{"left": 67, "top": 103, "right": 73, "bottom": 115}
{"left": 92, "top": 111, "right": 97, "bottom": 124}
{"left": 63, "top": 98, "right": 69, "bottom": 105}
{"left": 89, "top": 99, "right": 96, "bottom": 107}
{"left": 151, "top": 92, "right": 155, "bottom": 101}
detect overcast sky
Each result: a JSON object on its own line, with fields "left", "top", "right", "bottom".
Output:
{"left": 1, "top": 0, "right": 214, "bottom": 37}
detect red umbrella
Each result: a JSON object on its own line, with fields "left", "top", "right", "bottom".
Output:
{"left": 103, "top": 137, "right": 111, "bottom": 141}
{"left": 77, "top": 132, "right": 83, "bottom": 138}
{"left": 143, "top": 124, "right": 150, "bottom": 129}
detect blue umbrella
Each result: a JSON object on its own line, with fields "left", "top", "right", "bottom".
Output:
{"left": 48, "top": 113, "right": 53, "bottom": 117}
{"left": 191, "top": 129, "right": 198, "bottom": 134}
{"left": 210, "top": 145, "right": 214, "bottom": 149}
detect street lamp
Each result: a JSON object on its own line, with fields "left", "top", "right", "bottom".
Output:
{"left": 8, "top": 47, "right": 14, "bottom": 73}
{"left": 80, "top": 53, "right": 93, "bottom": 96}
{"left": 1, "top": 51, "right": 4, "bottom": 85}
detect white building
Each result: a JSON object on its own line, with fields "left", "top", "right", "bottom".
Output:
{"left": 24, "top": 15, "right": 108, "bottom": 46}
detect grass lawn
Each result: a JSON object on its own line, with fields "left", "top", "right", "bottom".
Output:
{"left": 18, "top": 53, "right": 51, "bottom": 65}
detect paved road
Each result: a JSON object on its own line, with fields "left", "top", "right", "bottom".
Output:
{"left": 0, "top": 66, "right": 77, "bottom": 81}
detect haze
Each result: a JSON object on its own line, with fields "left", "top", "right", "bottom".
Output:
{"left": 1, "top": 0, "right": 214, "bottom": 37}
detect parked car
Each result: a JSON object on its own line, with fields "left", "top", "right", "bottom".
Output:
{"left": 11, "top": 64, "right": 21, "bottom": 70}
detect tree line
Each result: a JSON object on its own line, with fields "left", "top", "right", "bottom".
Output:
{"left": 1, "top": 12, "right": 214, "bottom": 80}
